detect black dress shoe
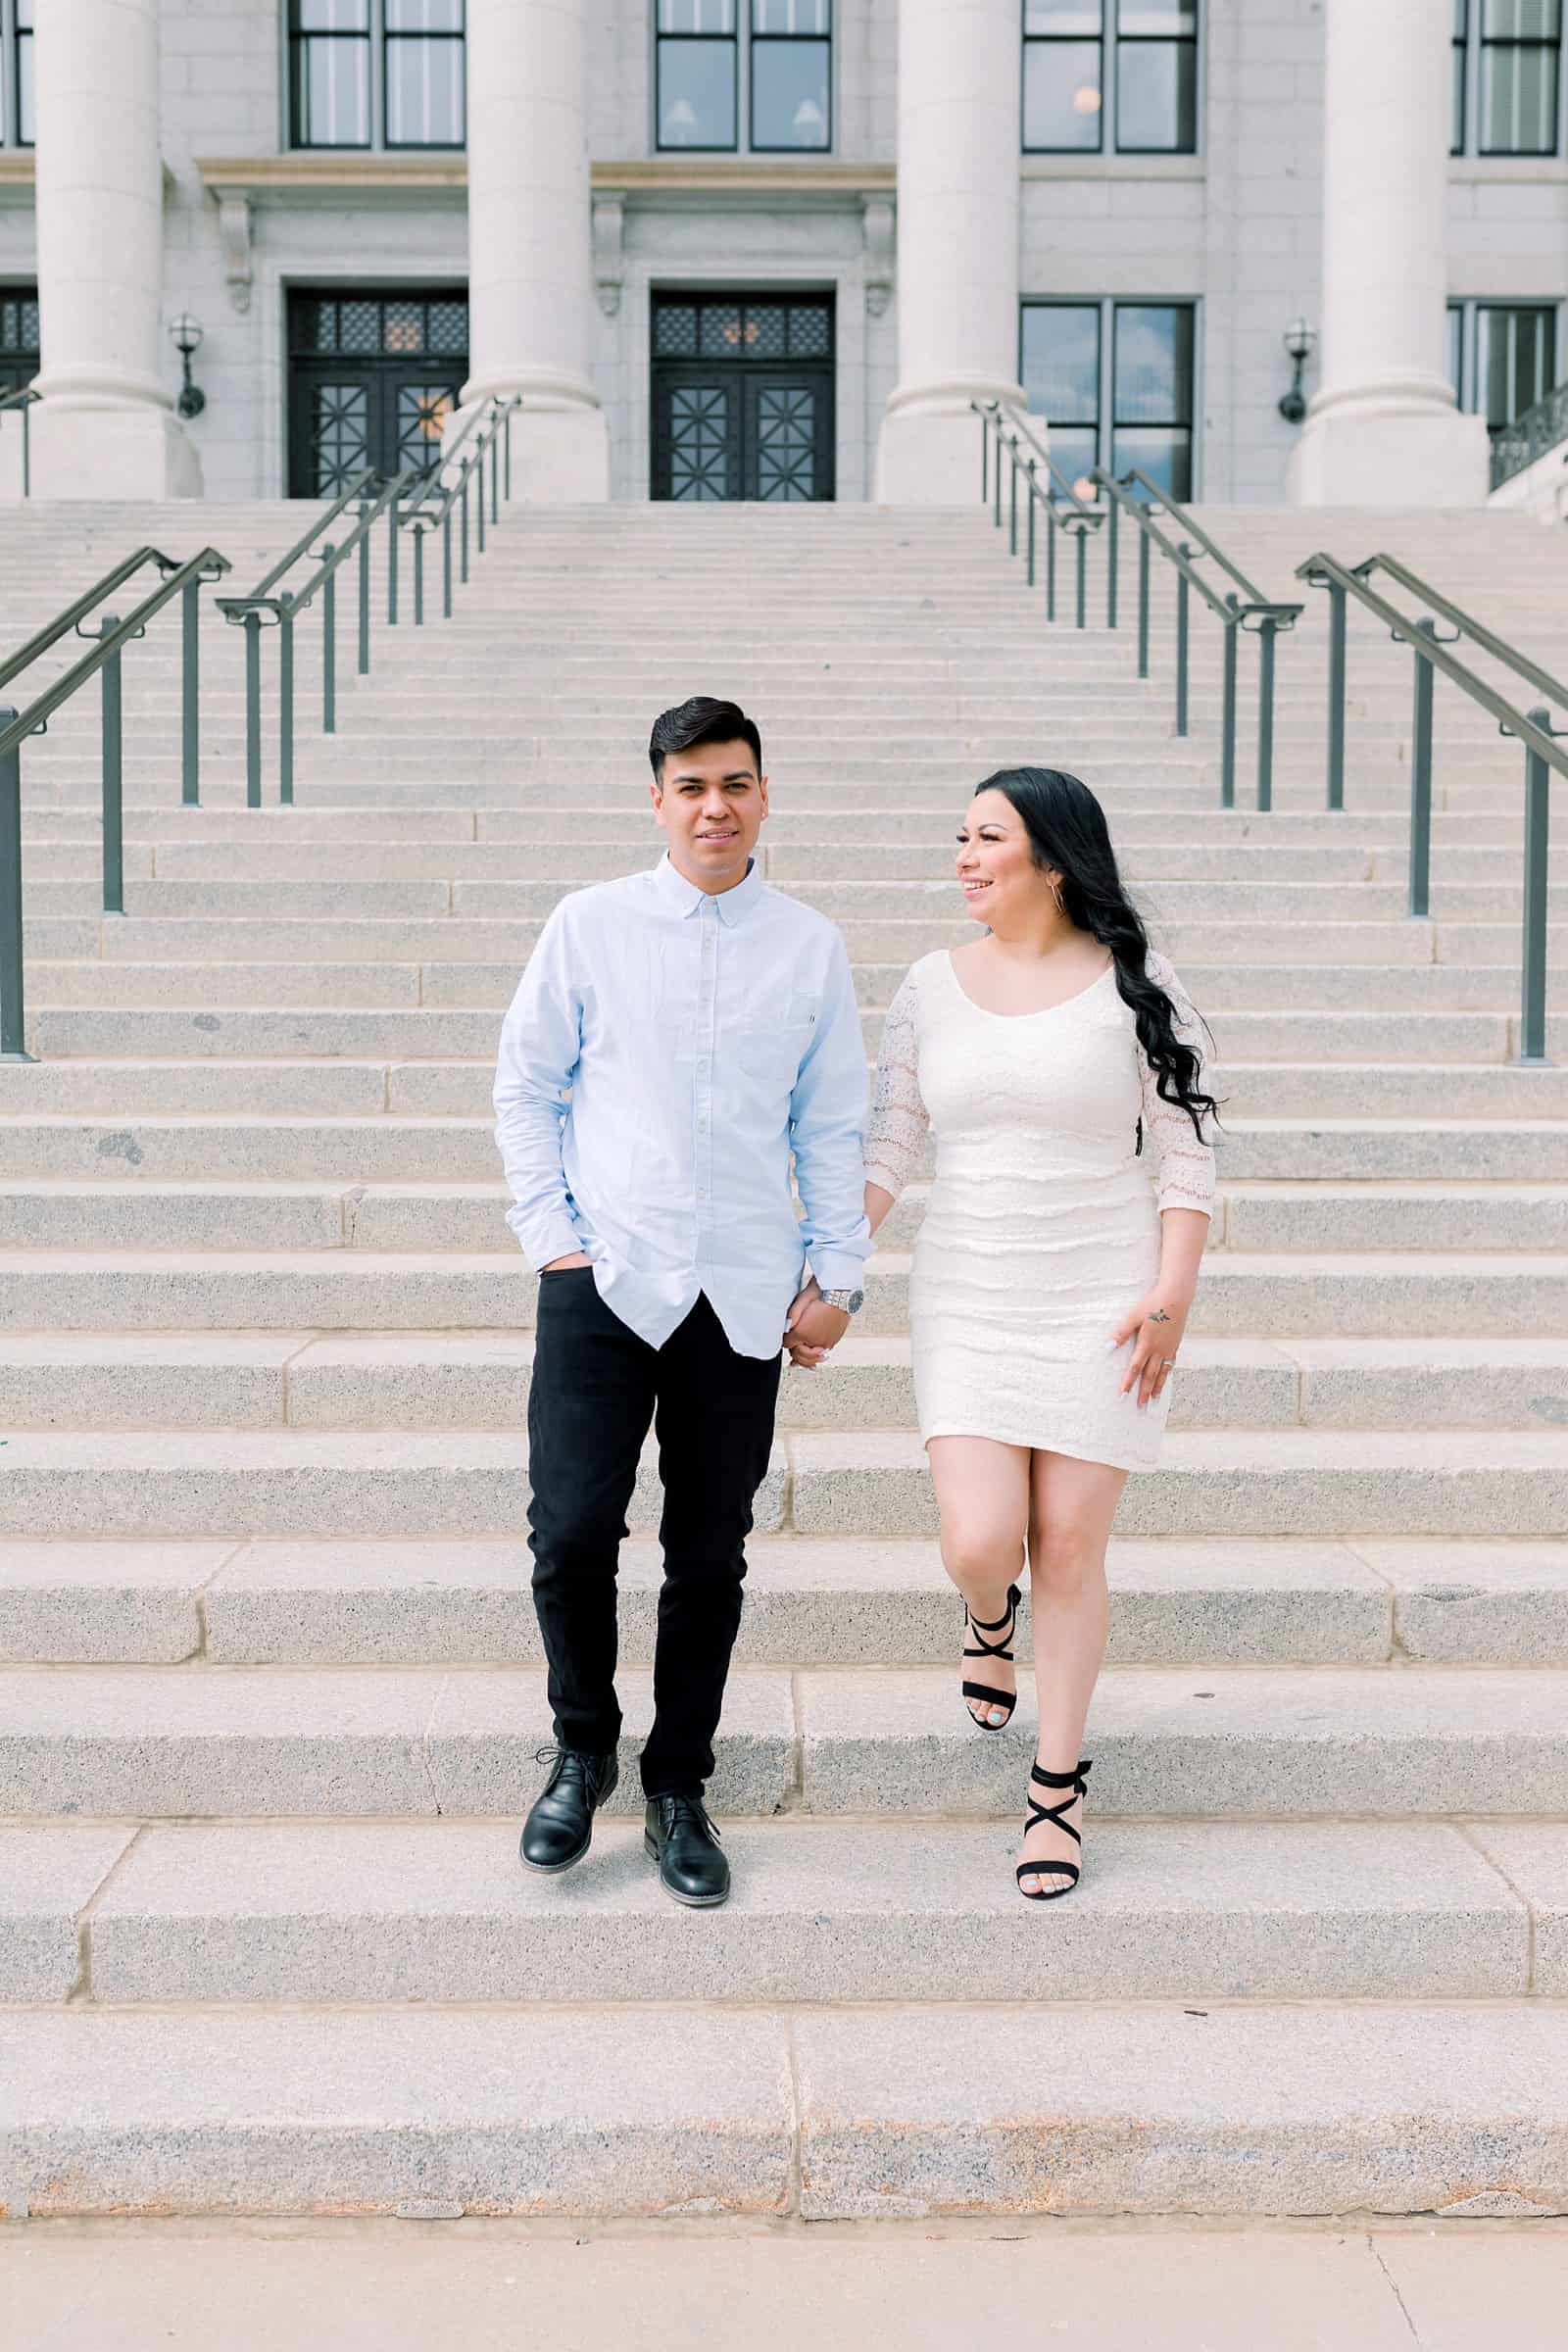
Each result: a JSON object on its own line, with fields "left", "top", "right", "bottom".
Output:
{"left": 519, "top": 1744, "right": 618, "bottom": 1873}
{"left": 644, "top": 1793, "right": 730, "bottom": 1908}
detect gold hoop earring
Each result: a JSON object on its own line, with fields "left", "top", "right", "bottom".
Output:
{"left": 1050, "top": 878, "right": 1064, "bottom": 914}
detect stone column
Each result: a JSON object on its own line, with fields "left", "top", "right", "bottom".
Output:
{"left": 29, "top": 0, "right": 200, "bottom": 500}
{"left": 875, "top": 0, "right": 1026, "bottom": 505}
{"left": 459, "top": 0, "right": 609, "bottom": 501}
{"left": 1289, "top": 0, "right": 1487, "bottom": 506}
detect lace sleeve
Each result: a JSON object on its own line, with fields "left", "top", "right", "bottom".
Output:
{"left": 864, "top": 968, "right": 928, "bottom": 1201}
{"left": 1140, "top": 951, "right": 1216, "bottom": 1218}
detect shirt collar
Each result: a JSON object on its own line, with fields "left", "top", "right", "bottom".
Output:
{"left": 653, "top": 851, "right": 764, "bottom": 928}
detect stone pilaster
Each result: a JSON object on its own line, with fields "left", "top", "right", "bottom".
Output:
{"left": 458, "top": 0, "right": 609, "bottom": 501}
{"left": 875, "top": 0, "right": 1026, "bottom": 506}
{"left": 29, "top": 0, "right": 201, "bottom": 499}
{"left": 1289, "top": 0, "right": 1488, "bottom": 506}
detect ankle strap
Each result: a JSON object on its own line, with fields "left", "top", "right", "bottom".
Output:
{"left": 1030, "top": 1758, "right": 1091, "bottom": 1789}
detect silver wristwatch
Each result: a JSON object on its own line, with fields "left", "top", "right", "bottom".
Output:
{"left": 821, "top": 1287, "right": 865, "bottom": 1315}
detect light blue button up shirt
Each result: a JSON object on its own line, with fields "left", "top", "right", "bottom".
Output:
{"left": 493, "top": 854, "right": 871, "bottom": 1361}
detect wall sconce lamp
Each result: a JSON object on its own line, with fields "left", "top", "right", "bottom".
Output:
{"left": 1278, "top": 316, "right": 1316, "bottom": 423}
{"left": 170, "top": 313, "right": 207, "bottom": 419}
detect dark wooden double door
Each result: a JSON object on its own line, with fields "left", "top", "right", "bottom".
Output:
{"left": 652, "top": 292, "right": 835, "bottom": 502}
{"left": 286, "top": 288, "right": 468, "bottom": 498}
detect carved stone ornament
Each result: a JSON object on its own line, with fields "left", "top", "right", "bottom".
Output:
{"left": 861, "top": 193, "right": 895, "bottom": 318}
{"left": 217, "top": 191, "right": 254, "bottom": 315}
{"left": 593, "top": 194, "right": 625, "bottom": 318}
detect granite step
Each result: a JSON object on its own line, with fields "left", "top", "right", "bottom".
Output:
{"left": 3, "top": 1661, "right": 1567, "bottom": 1820}
{"left": 2, "top": 1534, "right": 1562, "bottom": 1669}
{"left": 3, "top": 1817, "right": 1541, "bottom": 2008}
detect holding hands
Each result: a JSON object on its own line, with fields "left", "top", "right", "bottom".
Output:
{"left": 784, "top": 1277, "right": 851, "bottom": 1370}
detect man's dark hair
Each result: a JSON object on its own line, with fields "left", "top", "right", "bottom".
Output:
{"left": 649, "top": 696, "right": 763, "bottom": 783}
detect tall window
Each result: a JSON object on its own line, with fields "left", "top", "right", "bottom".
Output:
{"left": 1452, "top": 0, "right": 1563, "bottom": 156}
{"left": 289, "top": 0, "right": 466, "bottom": 151}
{"left": 1448, "top": 298, "right": 1558, "bottom": 433}
{"left": 1021, "top": 298, "right": 1197, "bottom": 499}
{"left": 1, "top": 0, "right": 32, "bottom": 147}
{"left": 656, "top": 1, "right": 832, "bottom": 153}
{"left": 0, "top": 284, "right": 39, "bottom": 394}
{"left": 1023, "top": 2, "right": 1199, "bottom": 155}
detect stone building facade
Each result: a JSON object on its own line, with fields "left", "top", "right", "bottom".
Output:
{"left": 0, "top": 0, "right": 1560, "bottom": 505}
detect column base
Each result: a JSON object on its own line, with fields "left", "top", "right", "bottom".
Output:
{"left": 876, "top": 390, "right": 1029, "bottom": 507}
{"left": 1288, "top": 401, "right": 1490, "bottom": 507}
{"left": 446, "top": 397, "right": 610, "bottom": 504}
{"left": 27, "top": 404, "right": 202, "bottom": 501}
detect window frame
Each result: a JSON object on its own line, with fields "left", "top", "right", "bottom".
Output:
{"left": 1, "top": 0, "right": 32, "bottom": 150}
{"left": 1447, "top": 295, "right": 1560, "bottom": 434}
{"left": 1021, "top": 0, "right": 1201, "bottom": 160}
{"left": 1451, "top": 0, "right": 1566, "bottom": 158}
{"left": 1019, "top": 293, "right": 1201, "bottom": 501}
{"left": 286, "top": 0, "right": 466, "bottom": 155}
{"left": 653, "top": 1, "right": 835, "bottom": 156}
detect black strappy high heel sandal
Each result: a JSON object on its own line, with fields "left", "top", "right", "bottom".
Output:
{"left": 961, "top": 1583, "right": 1021, "bottom": 1731}
{"left": 1016, "top": 1758, "right": 1092, "bottom": 1901}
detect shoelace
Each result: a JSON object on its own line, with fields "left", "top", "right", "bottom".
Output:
{"left": 661, "top": 1795, "right": 721, "bottom": 1842}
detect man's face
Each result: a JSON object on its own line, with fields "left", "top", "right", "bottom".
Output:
{"left": 651, "top": 737, "right": 770, "bottom": 889}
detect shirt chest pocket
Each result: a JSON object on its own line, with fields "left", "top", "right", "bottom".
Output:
{"left": 730, "top": 991, "right": 821, "bottom": 1089}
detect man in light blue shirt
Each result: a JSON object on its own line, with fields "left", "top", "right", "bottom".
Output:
{"left": 494, "top": 696, "right": 870, "bottom": 1906}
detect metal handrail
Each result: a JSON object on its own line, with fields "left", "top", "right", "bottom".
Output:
{"left": 217, "top": 467, "right": 419, "bottom": 808}
{"left": 401, "top": 397, "right": 519, "bottom": 623}
{"left": 1297, "top": 550, "right": 1565, "bottom": 1064}
{"left": 1353, "top": 551, "right": 1568, "bottom": 715}
{"left": 246, "top": 467, "right": 382, "bottom": 600}
{"left": 0, "top": 545, "right": 232, "bottom": 1062}
{"left": 0, "top": 385, "right": 38, "bottom": 499}
{"left": 972, "top": 401, "right": 1102, "bottom": 631}
{"left": 1091, "top": 465, "right": 1301, "bottom": 811}
{"left": 0, "top": 546, "right": 188, "bottom": 693}
{"left": 1490, "top": 378, "right": 1568, "bottom": 492}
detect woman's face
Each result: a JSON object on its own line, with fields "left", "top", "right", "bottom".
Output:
{"left": 955, "top": 789, "right": 1059, "bottom": 927}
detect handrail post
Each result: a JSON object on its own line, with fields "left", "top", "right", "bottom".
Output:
{"left": 443, "top": 505, "right": 455, "bottom": 617}
{"left": 387, "top": 485, "right": 400, "bottom": 626}
{"left": 1046, "top": 503, "right": 1057, "bottom": 621}
{"left": 993, "top": 430, "right": 1003, "bottom": 529}
{"left": 278, "top": 591, "right": 296, "bottom": 808}
{"left": 241, "top": 610, "right": 263, "bottom": 810}
{"left": 99, "top": 615, "right": 124, "bottom": 916}
{"left": 181, "top": 574, "right": 201, "bottom": 808}
{"left": 1074, "top": 525, "right": 1087, "bottom": 630}
{"left": 980, "top": 407, "right": 989, "bottom": 505}
{"left": 477, "top": 447, "right": 488, "bottom": 556}
{"left": 1220, "top": 606, "right": 1239, "bottom": 809}
{"left": 413, "top": 526, "right": 425, "bottom": 626}
{"left": 357, "top": 495, "right": 372, "bottom": 676}
{"left": 504, "top": 402, "right": 514, "bottom": 502}
{"left": 1326, "top": 578, "right": 1348, "bottom": 811}
{"left": 491, "top": 424, "right": 501, "bottom": 523}
{"left": 21, "top": 400, "right": 30, "bottom": 500}
{"left": 1408, "top": 615, "right": 1438, "bottom": 919}
{"left": 0, "top": 713, "right": 31, "bottom": 1058}
{"left": 1025, "top": 463, "right": 1037, "bottom": 587}
{"left": 1520, "top": 707, "right": 1551, "bottom": 1064}
{"left": 320, "top": 544, "right": 337, "bottom": 734}
{"left": 1136, "top": 523, "right": 1151, "bottom": 680}
{"left": 1008, "top": 440, "right": 1018, "bottom": 557}
{"left": 461, "top": 460, "right": 471, "bottom": 583}
{"left": 1105, "top": 496, "right": 1118, "bottom": 629}
{"left": 1255, "top": 613, "right": 1279, "bottom": 813}
{"left": 1174, "top": 548, "right": 1190, "bottom": 737}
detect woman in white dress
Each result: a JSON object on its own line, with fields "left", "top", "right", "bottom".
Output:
{"left": 862, "top": 767, "right": 1217, "bottom": 1900}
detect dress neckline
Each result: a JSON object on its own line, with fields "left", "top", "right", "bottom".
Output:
{"left": 943, "top": 950, "right": 1116, "bottom": 1023}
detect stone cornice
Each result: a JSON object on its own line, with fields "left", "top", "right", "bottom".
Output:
{"left": 197, "top": 153, "right": 897, "bottom": 203}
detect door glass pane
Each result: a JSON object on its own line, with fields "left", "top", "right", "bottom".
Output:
{"left": 659, "top": 39, "right": 737, "bottom": 145}
{"left": 756, "top": 383, "right": 818, "bottom": 500}
{"left": 752, "top": 39, "right": 831, "bottom": 146}
{"left": 1111, "top": 425, "right": 1192, "bottom": 500}
{"left": 1479, "top": 306, "right": 1555, "bottom": 427}
{"left": 1480, "top": 41, "right": 1559, "bottom": 149}
{"left": 1023, "top": 42, "right": 1104, "bottom": 146}
{"left": 700, "top": 303, "right": 746, "bottom": 355}
{"left": 1021, "top": 305, "right": 1102, "bottom": 428}
{"left": 668, "top": 384, "right": 734, "bottom": 499}
{"left": 311, "top": 382, "right": 371, "bottom": 493}
{"left": 397, "top": 382, "right": 459, "bottom": 473}
{"left": 787, "top": 303, "right": 832, "bottom": 356}
{"left": 386, "top": 34, "right": 466, "bottom": 143}
{"left": 1115, "top": 305, "right": 1194, "bottom": 424}
{"left": 1117, "top": 39, "right": 1198, "bottom": 147}
{"left": 655, "top": 304, "right": 700, "bottom": 356}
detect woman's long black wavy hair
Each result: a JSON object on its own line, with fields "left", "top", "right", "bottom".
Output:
{"left": 973, "top": 766, "right": 1220, "bottom": 1139}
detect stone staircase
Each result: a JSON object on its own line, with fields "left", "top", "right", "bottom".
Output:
{"left": 3, "top": 495, "right": 1568, "bottom": 2221}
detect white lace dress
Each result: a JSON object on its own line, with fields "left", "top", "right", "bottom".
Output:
{"left": 865, "top": 949, "right": 1216, "bottom": 1472}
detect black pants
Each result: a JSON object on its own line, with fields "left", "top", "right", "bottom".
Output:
{"left": 526, "top": 1271, "right": 782, "bottom": 1798}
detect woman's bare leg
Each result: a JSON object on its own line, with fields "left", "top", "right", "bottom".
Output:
{"left": 1018, "top": 1448, "right": 1126, "bottom": 1893}
{"left": 926, "top": 1436, "right": 1033, "bottom": 1728}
